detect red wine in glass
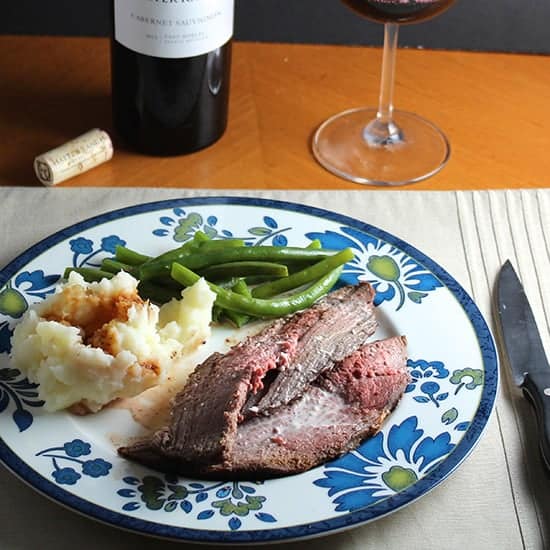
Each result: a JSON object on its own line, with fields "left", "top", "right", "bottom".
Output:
{"left": 342, "top": 0, "right": 455, "bottom": 24}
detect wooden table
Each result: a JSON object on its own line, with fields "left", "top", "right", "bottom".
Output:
{"left": 1, "top": 36, "right": 549, "bottom": 190}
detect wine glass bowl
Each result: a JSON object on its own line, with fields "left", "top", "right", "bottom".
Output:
{"left": 342, "top": 0, "right": 455, "bottom": 25}
{"left": 313, "top": 0, "right": 456, "bottom": 186}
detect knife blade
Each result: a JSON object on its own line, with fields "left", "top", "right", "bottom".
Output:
{"left": 495, "top": 260, "right": 550, "bottom": 469}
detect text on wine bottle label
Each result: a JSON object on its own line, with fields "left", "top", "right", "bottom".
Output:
{"left": 114, "top": 0, "right": 234, "bottom": 59}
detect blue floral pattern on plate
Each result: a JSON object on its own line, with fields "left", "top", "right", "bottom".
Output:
{"left": 36, "top": 439, "right": 112, "bottom": 486}
{"left": 0, "top": 368, "right": 43, "bottom": 432}
{"left": 118, "top": 476, "right": 276, "bottom": 531}
{"left": 306, "top": 227, "right": 443, "bottom": 310}
{"left": 314, "top": 416, "right": 455, "bottom": 511}
{"left": 153, "top": 208, "right": 291, "bottom": 246}
{"left": 69, "top": 235, "right": 126, "bottom": 268}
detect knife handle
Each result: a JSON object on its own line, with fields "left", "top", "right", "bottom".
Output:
{"left": 522, "top": 370, "right": 550, "bottom": 469}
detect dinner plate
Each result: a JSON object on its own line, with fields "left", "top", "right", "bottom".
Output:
{"left": 0, "top": 196, "right": 498, "bottom": 544}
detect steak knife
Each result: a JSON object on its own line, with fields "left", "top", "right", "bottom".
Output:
{"left": 495, "top": 260, "right": 550, "bottom": 469}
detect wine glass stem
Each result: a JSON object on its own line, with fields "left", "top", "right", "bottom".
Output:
{"left": 378, "top": 22, "right": 399, "bottom": 124}
{"left": 363, "top": 22, "right": 402, "bottom": 146}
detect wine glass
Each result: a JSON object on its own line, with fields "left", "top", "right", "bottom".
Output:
{"left": 313, "top": 0, "right": 456, "bottom": 186}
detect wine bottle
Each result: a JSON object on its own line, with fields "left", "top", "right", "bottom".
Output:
{"left": 111, "top": 0, "right": 234, "bottom": 156}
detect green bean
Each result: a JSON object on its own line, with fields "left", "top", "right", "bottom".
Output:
{"left": 139, "top": 262, "right": 174, "bottom": 281}
{"left": 251, "top": 248, "right": 353, "bottom": 299}
{"left": 199, "top": 261, "right": 288, "bottom": 281}
{"left": 211, "top": 305, "right": 224, "bottom": 323}
{"left": 242, "top": 275, "right": 284, "bottom": 285}
{"left": 114, "top": 245, "right": 151, "bottom": 266}
{"left": 63, "top": 267, "right": 114, "bottom": 282}
{"left": 138, "top": 232, "right": 214, "bottom": 274}
{"left": 215, "top": 275, "right": 280, "bottom": 286}
{"left": 140, "top": 246, "right": 337, "bottom": 281}
{"left": 145, "top": 243, "right": 195, "bottom": 268}
{"left": 212, "top": 278, "right": 252, "bottom": 327}
{"left": 101, "top": 258, "right": 135, "bottom": 275}
{"left": 306, "top": 239, "right": 322, "bottom": 250}
{"left": 222, "top": 279, "right": 253, "bottom": 328}
{"left": 191, "top": 231, "right": 211, "bottom": 246}
{"left": 185, "top": 246, "right": 337, "bottom": 268}
{"left": 142, "top": 231, "right": 211, "bottom": 269}
{"left": 213, "top": 277, "right": 241, "bottom": 289}
{"left": 198, "top": 238, "right": 246, "bottom": 251}
{"left": 171, "top": 263, "right": 343, "bottom": 318}
{"left": 232, "top": 278, "right": 252, "bottom": 298}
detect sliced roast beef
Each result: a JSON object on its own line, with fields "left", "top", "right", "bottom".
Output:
{"left": 119, "top": 283, "right": 377, "bottom": 473}
{"left": 251, "top": 284, "right": 379, "bottom": 415}
{"left": 208, "top": 336, "right": 409, "bottom": 477}
{"left": 119, "top": 334, "right": 409, "bottom": 478}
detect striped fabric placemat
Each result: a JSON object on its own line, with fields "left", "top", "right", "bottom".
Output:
{"left": 456, "top": 189, "right": 549, "bottom": 550}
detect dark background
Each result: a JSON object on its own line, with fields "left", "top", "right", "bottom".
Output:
{"left": 2, "top": 0, "right": 550, "bottom": 54}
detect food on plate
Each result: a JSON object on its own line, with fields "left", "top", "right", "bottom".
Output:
{"left": 119, "top": 283, "right": 410, "bottom": 478}
{"left": 66, "top": 235, "right": 354, "bottom": 327}
{"left": 10, "top": 271, "right": 215, "bottom": 413}
{"left": 9, "top": 229, "right": 409, "bottom": 478}
{"left": 211, "top": 336, "right": 408, "bottom": 477}
{"left": 10, "top": 236, "right": 352, "bottom": 416}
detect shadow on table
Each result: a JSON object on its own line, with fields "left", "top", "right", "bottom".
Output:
{"left": 496, "top": 351, "right": 550, "bottom": 545}
{"left": 0, "top": 86, "right": 112, "bottom": 186}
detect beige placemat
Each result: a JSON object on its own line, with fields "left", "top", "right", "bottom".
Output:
{"left": 0, "top": 187, "right": 548, "bottom": 550}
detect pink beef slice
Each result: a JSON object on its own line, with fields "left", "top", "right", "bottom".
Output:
{"left": 118, "top": 283, "right": 377, "bottom": 474}
{"left": 208, "top": 336, "right": 409, "bottom": 478}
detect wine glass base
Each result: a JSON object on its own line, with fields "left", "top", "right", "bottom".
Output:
{"left": 312, "top": 108, "right": 450, "bottom": 186}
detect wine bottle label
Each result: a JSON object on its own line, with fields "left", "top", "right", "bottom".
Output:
{"left": 114, "top": 0, "right": 234, "bottom": 59}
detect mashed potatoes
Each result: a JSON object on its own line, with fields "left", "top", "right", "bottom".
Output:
{"left": 10, "top": 271, "right": 216, "bottom": 413}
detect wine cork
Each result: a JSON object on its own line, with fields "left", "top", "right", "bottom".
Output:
{"left": 34, "top": 129, "right": 113, "bottom": 186}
